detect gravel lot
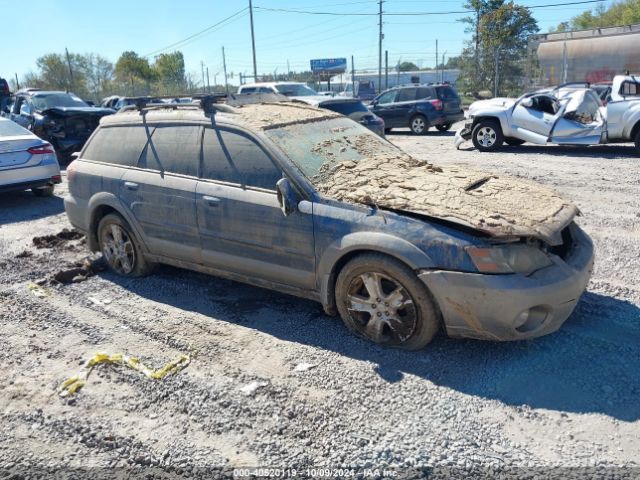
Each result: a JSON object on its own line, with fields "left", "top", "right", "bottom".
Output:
{"left": 1, "top": 125, "right": 639, "bottom": 479}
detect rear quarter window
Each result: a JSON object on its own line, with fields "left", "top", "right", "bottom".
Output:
{"left": 82, "top": 125, "right": 151, "bottom": 166}
{"left": 620, "top": 81, "right": 640, "bottom": 96}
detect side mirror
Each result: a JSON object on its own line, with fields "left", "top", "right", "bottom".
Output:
{"left": 520, "top": 97, "right": 533, "bottom": 108}
{"left": 276, "top": 178, "right": 298, "bottom": 217}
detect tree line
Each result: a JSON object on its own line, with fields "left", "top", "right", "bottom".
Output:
{"left": 554, "top": 0, "right": 640, "bottom": 31}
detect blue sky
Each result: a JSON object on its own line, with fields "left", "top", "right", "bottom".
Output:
{"left": 1, "top": 0, "right": 614, "bottom": 86}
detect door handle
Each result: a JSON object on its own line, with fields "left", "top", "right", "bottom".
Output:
{"left": 202, "top": 195, "right": 220, "bottom": 207}
{"left": 124, "top": 181, "right": 139, "bottom": 191}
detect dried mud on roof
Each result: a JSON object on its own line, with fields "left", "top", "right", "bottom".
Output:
{"left": 313, "top": 142, "right": 578, "bottom": 243}
{"left": 234, "top": 103, "right": 341, "bottom": 130}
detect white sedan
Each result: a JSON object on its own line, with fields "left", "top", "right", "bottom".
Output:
{"left": 0, "top": 117, "right": 61, "bottom": 196}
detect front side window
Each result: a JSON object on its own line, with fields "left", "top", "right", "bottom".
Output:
{"left": 202, "top": 128, "right": 281, "bottom": 190}
{"left": 565, "top": 94, "right": 600, "bottom": 124}
{"left": 376, "top": 91, "right": 396, "bottom": 104}
{"left": 19, "top": 101, "right": 31, "bottom": 115}
{"left": 82, "top": 125, "right": 151, "bottom": 166}
{"left": 140, "top": 125, "right": 201, "bottom": 176}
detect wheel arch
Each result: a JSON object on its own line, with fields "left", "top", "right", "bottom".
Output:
{"left": 87, "top": 193, "right": 149, "bottom": 253}
{"left": 317, "top": 232, "right": 435, "bottom": 315}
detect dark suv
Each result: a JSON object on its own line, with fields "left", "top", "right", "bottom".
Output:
{"left": 370, "top": 84, "right": 464, "bottom": 134}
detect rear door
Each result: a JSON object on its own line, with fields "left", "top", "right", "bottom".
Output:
{"left": 550, "top": 90, "right": 605, "bottom": 145}
{"left": 393, "top": 87, "right": 418, "bottom": 126}
{"left": 119, "top": 124, "right": 201, "bottom": 262}
{"left": 196, "top": 126, "right": 316, "bottom": 290}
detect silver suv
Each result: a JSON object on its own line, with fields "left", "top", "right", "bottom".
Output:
{"left": 64, "top": 98, "right": 593, "bottom": 349}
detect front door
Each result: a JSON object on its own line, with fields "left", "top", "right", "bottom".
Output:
{"left": 511, "top": 94, "right": 559, "bottom": 138}
{"left": 371, "top": 90, "right": 399, "bottom": 127}
{"left": 196, "top": 126, "right": 316, "bottom": 290}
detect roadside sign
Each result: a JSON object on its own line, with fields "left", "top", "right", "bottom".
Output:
{"left": 310, "top": 58, "right": 347, "bottom": 74}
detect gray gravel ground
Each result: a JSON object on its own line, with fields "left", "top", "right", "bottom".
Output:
{"left": 1, "top": 127, "right": 639, "bottom": 479}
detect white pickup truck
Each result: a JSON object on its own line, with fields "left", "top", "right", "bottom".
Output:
{"left": 455, "top": 75, "right": 640, "bottom": 155}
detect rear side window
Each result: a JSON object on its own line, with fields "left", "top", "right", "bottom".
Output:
{"left": 397, "top": 88, "right": 417, "bottom": 102}
{"left": 620, "top": 81, "right": 639, "bottom": 96}
{"left": 416, "top": 87, "right": 434, "bottom": 99}
{"left": 140, "top": 125, "right": 201, "bottom": 176}
{"left": 241, "top": 87, "right": 257, "bottom": 94}
{"left": 436, "top": 86, "right": 459, "bottom": 100}
{"left": 202, "top": 128, "right": 281, "bottom": 190}
{"left": 82, "top": 126, "right": 151, "bottom": 166}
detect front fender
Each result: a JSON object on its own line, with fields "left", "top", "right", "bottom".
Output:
{"left": 622, "top": 105, "right": 640, "bottom": 140}
{"left": 316, "top": 231, "right": 435, "bottom": 308}
{"left": 87, "top": 192, "right": 150, "bottom": 253}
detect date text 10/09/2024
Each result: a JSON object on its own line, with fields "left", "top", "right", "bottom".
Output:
{"left": 233, "top": 468, "right": 400, "bottom": 478}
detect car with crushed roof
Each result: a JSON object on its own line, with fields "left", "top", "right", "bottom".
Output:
{"left": 8, "top": 89, "right": 114, "bottom": 160}
{"left": 455, "top": 74, "right": 640, "bottom": 154}
{"left": 64, "top": 95, "right": 594, "bottom": 349}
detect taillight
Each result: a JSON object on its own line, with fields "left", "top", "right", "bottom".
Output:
{"left": 27, "top": 144, "right": 55, "bottom": 155}
{"left": 67, "top": 160, "right": 78, "bottom": 182}
{"left": 430, "top": 99, "right": 443, "bottom": 111}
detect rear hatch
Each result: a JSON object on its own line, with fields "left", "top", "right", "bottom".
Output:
{"left": 436, "top": 86, "right": 461, "bottom": 113}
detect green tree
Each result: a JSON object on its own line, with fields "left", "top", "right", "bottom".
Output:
{"left": 153, "top": 52, "right": 186, "bottom": 94}
{"left": 554, "top": 0, "right": 640, "bottom": 31}
{"left": 398, "top": 61, "right": 419, "bottom": 72}
{"left": 458, "top": 0, "right": 538, "bottom": 96}
{"left": 115, "top": 51, "right": 156, "bottom": 95}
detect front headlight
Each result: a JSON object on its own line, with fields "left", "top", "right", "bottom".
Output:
{"left": 467, "top": 244, "right": 553, "bottom": 275}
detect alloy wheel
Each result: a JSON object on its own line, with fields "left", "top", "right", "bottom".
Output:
{"left": 476, "top": 126, "right": 497, "bottom": 148}
{"left": 345, "top": 271, "right": 417, "bottom": 345}
{"left": 100, "top": 223, "right": 136, "bottom": 275}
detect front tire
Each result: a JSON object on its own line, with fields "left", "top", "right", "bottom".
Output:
{"left": 32, "top": 185, "right": 54, "bottom": 197}
{"left": 409, "top": 115, "right": 429, "bottom": 135}
{"left": 335, "top": 253, "right": 440, "bottom": 349}
{"left": 97, "top": 213, "right": 154, "bottom": 277}
{"left": 435, "top": 123, "right": 452, "bottom": 132}
{"left": 471, "top": 120, "right": 504, "bottom": 152}
{"left": 634, "top": 129, "right": 640, "bottom": 156}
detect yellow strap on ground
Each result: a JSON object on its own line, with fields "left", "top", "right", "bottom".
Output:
{"left": 58, "top": 352, "right": 190, "bottom": 397}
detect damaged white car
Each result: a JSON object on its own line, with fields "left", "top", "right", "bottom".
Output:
{"left": 455, "top": 74, "right": 640, "bottom": 154}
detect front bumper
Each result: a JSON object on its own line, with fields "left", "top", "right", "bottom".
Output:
{"left": 419, "top": 223, "right": 594, "bottom": 341}
{"left": 454, "top": 122, "right": 473, "bottom": 149}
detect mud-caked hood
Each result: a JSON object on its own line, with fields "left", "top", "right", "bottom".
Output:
{"left": 315, "top": 155, "right": 578, "bottom": 245}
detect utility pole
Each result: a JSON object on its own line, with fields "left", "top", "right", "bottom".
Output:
{"left": 442, "top": 51, "right": 447, "bottom": 83}
{"left": 351, "top": 55, "right": 356, "bottom": 98}
{"left": 385, "top": 50, "right": 389, "bottom": 90}
{"left": 435, "top": 40, "right": 438, "bottom": 78}
{"left": 201, "top": 61, "right": 206, "bottom": 93}
{"left": 378, "top": 0, "right": 383, "bottom": 94}
{"left": 14, "top": 73, "right": 19, "bottom": 90}
{"left": 65, "top": 48, "right": 74, "bottom": 91}
{"left": 249, "top": 0, "right": 258, "bottom": 80}
{"left": 287, "top": 59, "right": 291, "bottom": 80}
{"left": 206, "top": 67, "right": 210, "bottom": 93}
{"left": 222, "top": 46, "right": 229, "bottom": 94}
{"left": 494, "top": 46, "right": 501, "bottom": 97}
{"left": 475, "top": 7, "right": 480, "bottom": 85}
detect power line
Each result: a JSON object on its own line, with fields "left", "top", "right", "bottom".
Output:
{"left": 254, "top": 0, "right": 605, "bottom": 16}
{"left": 144, "top": 7, "right": 249, "bottom": 58}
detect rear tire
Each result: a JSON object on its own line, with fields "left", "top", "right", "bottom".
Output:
{"left": 335, "top": 253, "right": 440, "bottom": 349}
{"left": 634, "top": 129, "right": 640, "bottom": 156}
{"left": 97, "top": 213, "right": 154, "bottom": 277}
{"left": 435, "top": 123, "right": 452, "bottom": 132}
{"left": 32, "top": 185, "right": 54, "bottom": 197}
{"left": 471, "top": 120, "right": 504, "bottom": 152}
{"left": 409, "top": 115, "right": 429, "bottom": 135}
